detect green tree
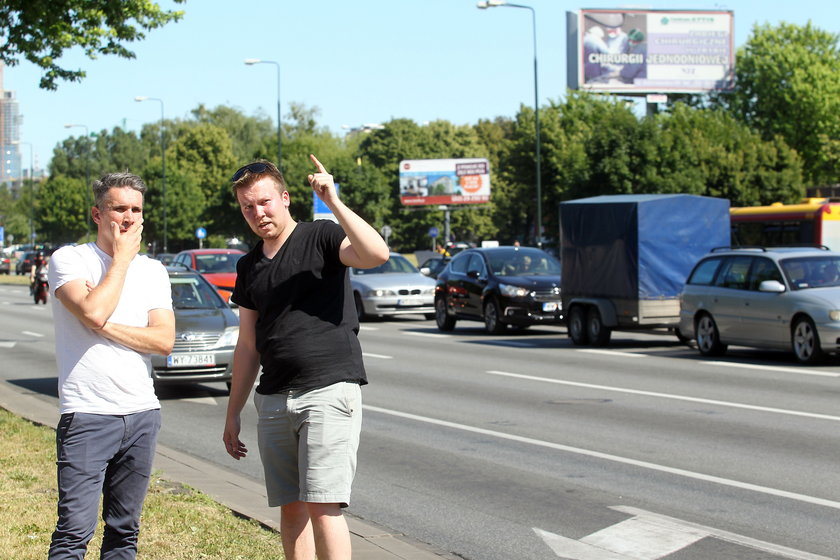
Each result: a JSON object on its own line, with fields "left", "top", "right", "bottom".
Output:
{"left": 713, "top": 22, "right": 840, "bottom": 185}
{"left": 357, "top": 119, "right": 494, "bottom": 250}
{"left": 0, "top": 0, "right": 185, "bottom": 90}
{"left": 168, "top": 123, "right": 239, "bottom": 241}
{"left": 36, "top": 175, "right": 88, "bottom": 243}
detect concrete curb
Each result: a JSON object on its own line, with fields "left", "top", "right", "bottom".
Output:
{"left": 0, "top": 379, "right": 447, "bottom": 559}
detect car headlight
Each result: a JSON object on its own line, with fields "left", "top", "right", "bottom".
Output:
{"left": 421, "top": 287, "right": 435, "bottom": 295}
{"left": 829, "top": 310, "right": 840, "bottom": 321}
{"left": 499, "top": 283, "right": 531, "bottom": 298}
{"left": 367, "top": 289, "right": 397, "bottom": 297}
{"left": 212, "top": 326, "right": 239, "bottom": 348}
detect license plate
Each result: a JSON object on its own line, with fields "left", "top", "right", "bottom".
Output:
{"left": 167, "top": 353, "right": 215, "bottom": 367}
{"left": 542, "top": 302, "right": 559, "bottom": 312}
{"left": 397, "top": 298, "right": 422, "bottom": 307}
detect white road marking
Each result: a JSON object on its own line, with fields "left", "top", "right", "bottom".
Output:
{"left": 0, "top": 341, "right": 16, "bottom": 348}
{"left": 358, "top": 326, "right": 379, "bottom": 331}
{"left": 364, "top": 404, "right": 840, "bottom": 511}
{"left": 534, "top": 506, "right": 833, "bottom": 560}
{"left": 577, "top": 349, "right": 645, "bottom": 358}
{"left": 402, "top": 331, "right": 450, "bottom": 339}
{"left": 363, "top": 352, "right": 393, "bottom": 360}
{"left": 701, "top": 360, "right": 840, "bottom": 378}
{"left": 485, "top": 370, "right": 840, "bottom": 423}
{"left": 22, "top": 331, "right": 44, "bottom": 338}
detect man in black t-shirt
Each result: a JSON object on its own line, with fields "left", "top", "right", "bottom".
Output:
{"left": 223, "top": 155, "right": 389, "bottom": 560}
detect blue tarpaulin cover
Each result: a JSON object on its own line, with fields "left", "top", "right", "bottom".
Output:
{"left": 560, "top": 194, "right": 730, "bottom": 300}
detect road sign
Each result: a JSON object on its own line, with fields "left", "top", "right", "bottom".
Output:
{"left": 429, "top": 227, "right": 439, "bottom": 238}
{"left": 195, "top": 227, "right": 206, "bottom": 239}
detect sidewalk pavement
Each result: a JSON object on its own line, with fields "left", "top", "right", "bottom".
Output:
{"left": 0, "top": 380, "right": 448, "bottom": 559}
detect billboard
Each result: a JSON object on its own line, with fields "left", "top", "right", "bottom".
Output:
{"left": 399, "top": 158, "right": 491, "bottom": 206}
{"left": 567, "top": 9, "right": 735, "bottom": 94}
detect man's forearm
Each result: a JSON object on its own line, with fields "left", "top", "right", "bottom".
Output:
{"left": 329, "top": 199, "right": 390, "bottom": 267}
{"left": 100, "top": 321, "right": 175, "bottom": 356}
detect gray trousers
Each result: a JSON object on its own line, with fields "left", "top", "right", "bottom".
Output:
{"left": 48, "top": 409, "right": 161, "bottom": 560}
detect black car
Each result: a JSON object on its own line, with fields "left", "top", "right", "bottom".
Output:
{"left": 434, "top": 246, "right": 563, "bottom": 333}
{"left": 418, "top": 255, "right": 451, "bottom": 279}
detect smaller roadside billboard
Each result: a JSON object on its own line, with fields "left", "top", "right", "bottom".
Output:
{"left": 567, "top": 9, "right": 735, "bottom": 94}
{"left": 399, "top": 158, "right": 491, "bottom": 206}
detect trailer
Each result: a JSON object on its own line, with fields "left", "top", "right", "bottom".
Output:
{"left": 560, "top": 194, "right": 730, "bottom": 346}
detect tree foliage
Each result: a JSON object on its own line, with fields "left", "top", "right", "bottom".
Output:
{"left": 0, "top": 0, "right": 185, "bottom": 90}
{"left": 712, "top": 21, "right": 840, "bottom": 185}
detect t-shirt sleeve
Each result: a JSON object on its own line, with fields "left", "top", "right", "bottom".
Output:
{"left": 47, "top": 246, "right": 88, "bottom": 292}
{"left": 319, "top": 220, "right": 348, "bottom": 267}
{"left": 230, "top": 252, "right": 255, "bottom": 309}
{"left": 148, "top": 260, "right": 173, "bottom": 311}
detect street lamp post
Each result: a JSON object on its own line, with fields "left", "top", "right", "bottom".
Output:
{"left": 477, "top": 0, "right": 543, "bottom": 248}
{"left": 244, "top": 58, "right": 282, "bottom": 169}
{"left": 64, "top": 124, "right": 92, "bottom": 239}
{"left": 135, "top": 96, "right": 167, "bottom": 253}
{"left": 11, "top": 140, "right": 34, "bottom": 244}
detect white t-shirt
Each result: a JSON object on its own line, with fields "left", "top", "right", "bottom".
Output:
{"left": 49, "top": 243, "right": 172, "bottom": 415}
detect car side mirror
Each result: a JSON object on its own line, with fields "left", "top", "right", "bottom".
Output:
{"left": 759, "top": 280, "right": 785, "bottom": 293}
{"left": 467, "top": 270, "right": 481, "bottom": 279}
{"left": 420, "top": 267, "right": 431, "bottom": 276}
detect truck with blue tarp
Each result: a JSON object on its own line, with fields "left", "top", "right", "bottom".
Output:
{"left": 559, "top": 194, "right": 731, "bottom": 345}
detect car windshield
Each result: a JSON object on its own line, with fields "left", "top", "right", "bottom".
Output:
{"left": 194, "top": 253, "right": 242, "bottom": 274}
{"left": 781, "top": 256, "right": 840, "bottom": 290}
{"left": 170, "top": 276, "right": 226, "bottom": 309}
{"left": 488, "top": 248, "right": 561, "bottom": 277}
{"left": 352, "top": 255, "right": 418, "bottom": 275}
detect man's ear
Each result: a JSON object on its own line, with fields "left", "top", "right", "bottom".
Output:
{"left": 91, "top": 206, "right": 101, "bottom": 225}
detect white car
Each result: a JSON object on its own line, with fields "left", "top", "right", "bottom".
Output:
{"left": 679, "top": 246, "right": 840, "bottom": 364}
{"left": 350, "top": 253, "right": 436, "bottom": 321}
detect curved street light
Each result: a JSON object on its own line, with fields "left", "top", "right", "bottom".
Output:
{"left": 134, "top": 96, "right": 168, "bottom": 253}
{"left": 244, "top": 58, "right": 282, "bottom": 170}
{"left": 477, "top": 0, "right": 543, "bottom": 248}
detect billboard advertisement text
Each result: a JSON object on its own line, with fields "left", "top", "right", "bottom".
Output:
{"left": 567, "top": 9, "right": 735, "bottom": 94}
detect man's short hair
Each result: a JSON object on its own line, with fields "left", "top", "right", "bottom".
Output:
{"left": 93, "top": 172, "right": 147, "bottom": 209}
{"left": 230, "top": 159, "right": 287, "bottom": 196}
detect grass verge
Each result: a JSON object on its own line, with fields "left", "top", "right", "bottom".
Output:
{"left": 0, "top": 408, "right": 285, "bottom": 559}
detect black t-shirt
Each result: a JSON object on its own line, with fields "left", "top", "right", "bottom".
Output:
{"left": 231, "top": 220, "right": 367, "bottom": 394}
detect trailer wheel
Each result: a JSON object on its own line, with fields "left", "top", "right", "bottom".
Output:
{"left": 568, "top": 306, "right": 589, "bottom": 345}
{"left": 586, "top": 307, "right": 612, "bottom": 346}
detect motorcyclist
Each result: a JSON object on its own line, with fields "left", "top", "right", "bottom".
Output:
{"left": 30, "top": 251, "right": 48, "bottom": 296}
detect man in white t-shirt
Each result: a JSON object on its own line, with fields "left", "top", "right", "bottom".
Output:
{"left": 47, "top": 172, "right": 175, "bottom": 560}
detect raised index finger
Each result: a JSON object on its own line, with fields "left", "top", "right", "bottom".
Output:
{"left": 309, "top": 153, "right": 327, "bottom": 173}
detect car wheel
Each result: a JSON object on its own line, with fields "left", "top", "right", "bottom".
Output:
{"left": 354, "top": 293, "right": 368, "bottom": 322}
{"left": 695, "top": 313, "right": 727, "bottom": 356}
{"left": 586, "top": 307, "right": 611, "bottom": 346}
{"left": 792, "top": 316, "right": 824, "bottom": 365}
{"left": 568, "top": 306, "right": 589, "bottom": 345}
{"left": 435, "top": 297, "right": 456, "bottom": 331}
{"left": 484, "top": 298, "right": 506, "bottom": 335}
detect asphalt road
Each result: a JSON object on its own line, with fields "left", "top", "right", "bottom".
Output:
{"left": 2, "top": 282, "right": 839, "bottom": 560}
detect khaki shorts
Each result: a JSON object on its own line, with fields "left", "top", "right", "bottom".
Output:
{"left": 254, "top": 382, "right": 362, "bottom": 507}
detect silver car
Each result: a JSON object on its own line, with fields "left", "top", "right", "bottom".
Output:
{"left": 151, "top": 267, "right": 239, "bottom": 388}
{"left": 679, "top": 247, "right": 840, "bottom": 364}
{"left": 350, "top": 253, "right": 436, "bottom": 320}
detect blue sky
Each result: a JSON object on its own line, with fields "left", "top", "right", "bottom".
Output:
{"left": 3, "top": 0, "right": 838, "bottom": 173}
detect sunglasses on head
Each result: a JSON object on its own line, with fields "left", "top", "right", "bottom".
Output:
{"left": 231, "top": 162, "right": 270, "bottom": 182}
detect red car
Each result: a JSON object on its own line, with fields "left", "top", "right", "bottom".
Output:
{"left": 171, "top": 249, "right": 245, "bottom": 303}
